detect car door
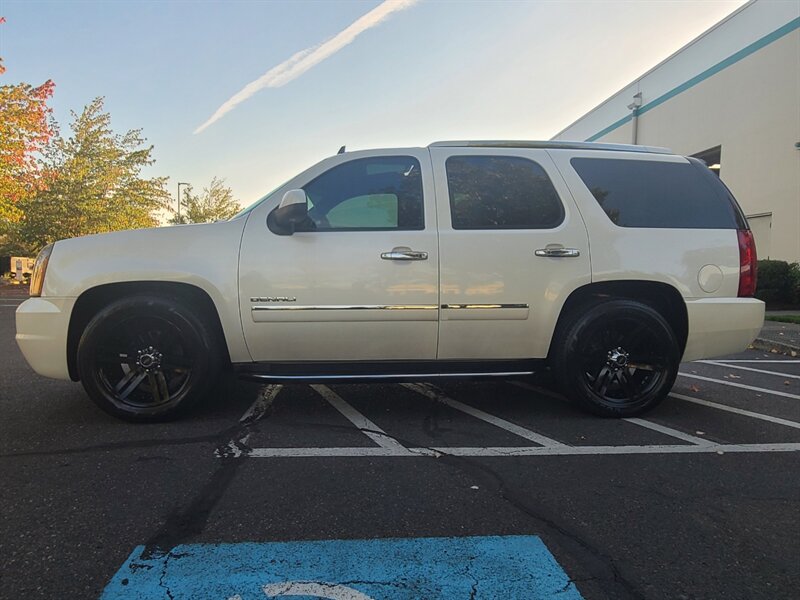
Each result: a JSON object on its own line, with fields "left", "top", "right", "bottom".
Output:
{"left": 429, "top": 146, "right": 591, "bottom": 360}
{"left": 238, "top": 150, "right": 439, "bottom": 362}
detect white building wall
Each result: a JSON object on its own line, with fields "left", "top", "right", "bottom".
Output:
{"left": 553, "top": 0, "right": 800, "bottom": 262}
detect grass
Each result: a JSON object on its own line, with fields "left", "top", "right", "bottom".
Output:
{"left": 765, "top": 315, "right": 800, "bottom": 325}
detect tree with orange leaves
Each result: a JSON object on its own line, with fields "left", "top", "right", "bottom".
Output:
{"left": 0, "top": 15, "right": 56, "bottom": 224}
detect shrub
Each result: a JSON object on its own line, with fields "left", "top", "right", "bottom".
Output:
{"left": 756, "top": 260, "right": 800, "bottom": 307}
{"left": 789, "top": 262, "right": 800, "bottom": 305}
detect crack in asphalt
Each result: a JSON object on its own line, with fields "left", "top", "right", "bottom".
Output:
{"left": 558, "top": 577, "right": 598, "bottom": 595}
{"left": 141, "top": 449, "right": 244, "bottom": 559}
{"left": 139, "top": 385, "right": 280, "bottom": 558}
{"left": 460, "top": 559, "right": 479, "bottom": 600}
{"left": 0, "top": 434, "right": 224, "bottom": 459}
{"left": 157, "top": 551, "right": 176, "bottom": 600}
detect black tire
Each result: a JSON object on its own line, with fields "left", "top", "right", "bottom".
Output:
{"left": 77, "top": 295, "right": 220, "bottom": 422}
{"left": 551, "top": 299, "right": 680, "bottom": 417}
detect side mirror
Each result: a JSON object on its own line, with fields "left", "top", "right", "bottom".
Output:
{"left": 271, "top": 189, "right": 308, "bottom": 235}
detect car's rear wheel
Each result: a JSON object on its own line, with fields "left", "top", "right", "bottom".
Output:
{"left": 77, "top": 295, "right": 219, "bottom": 422}
{"left": 551, "top": 299, "right": 680, "bottom": 417}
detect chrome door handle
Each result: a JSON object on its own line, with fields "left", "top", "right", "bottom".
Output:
{"left": 381, "top": 247, "right": 428, "bottom": 261}
{"left": 535, "top": 247, "right": 581, "bottom": 258}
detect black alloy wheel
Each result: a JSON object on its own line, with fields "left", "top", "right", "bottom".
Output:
{"left": 552, "top": 299, "right": 680, "bottom": 417}
{"left": 77, "top": 295, "right": 219, "bottom": 422}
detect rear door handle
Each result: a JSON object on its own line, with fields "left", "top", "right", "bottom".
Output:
{"left": 535, "top": 247, "right": 581, "bottom": 258}
{"left": 381, "top": 247, "right": 428, "bottom": 261}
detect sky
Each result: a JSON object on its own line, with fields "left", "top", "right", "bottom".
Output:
{"left": 1, "top": 0, "right": 747, "bottom": 211}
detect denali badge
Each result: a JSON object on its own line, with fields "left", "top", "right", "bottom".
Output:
{"left": 250, "top": 296, "right": 297, "bottom": 303}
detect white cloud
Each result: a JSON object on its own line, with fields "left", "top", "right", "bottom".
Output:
{"left": 194, "top": 0, "right": 420, "bottom": 134}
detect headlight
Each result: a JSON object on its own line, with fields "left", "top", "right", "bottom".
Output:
{"left": 29, "top": 243, "right": 54, "bottom": 297}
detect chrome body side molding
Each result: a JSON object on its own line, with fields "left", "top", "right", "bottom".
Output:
{"left": 252, "top": 304, "right": 439, "bottom": 311}
{"left": 250, "top": 303, "right": 531, "bottom": 323}
{"left": 441, "top": 303, "right": 529, "bottom": 310}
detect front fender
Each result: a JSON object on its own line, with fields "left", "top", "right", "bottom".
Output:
{"left": 42, "top": 220, "right": 252, "bottom": 363}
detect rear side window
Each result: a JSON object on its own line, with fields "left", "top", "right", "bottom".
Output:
{"left": 570, "top": 157, "right": 742, "bottom": 229}
{"left": 445, "top": 156, "right": 564, "bottom": 230}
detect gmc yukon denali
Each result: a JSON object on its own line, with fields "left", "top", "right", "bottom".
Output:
{"left": 16, "top": 141, "right": 764, "bottom": 421}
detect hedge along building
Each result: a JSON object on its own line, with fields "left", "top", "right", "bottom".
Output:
{"left": 552, "top": 0, "right": 799, "bottom": 263}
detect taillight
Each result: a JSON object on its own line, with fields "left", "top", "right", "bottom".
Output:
{"left": 737, "top": 229, "right": 757, "bottom": 297}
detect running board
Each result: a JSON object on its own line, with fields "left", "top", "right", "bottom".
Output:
{"left": 239, "top": 371, "right": 535, "bottom": 384}
{"left": 233, "top": 359, "right": 544, "bottom": 384}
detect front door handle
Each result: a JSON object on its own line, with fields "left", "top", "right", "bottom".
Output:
{"left": 535, "top": 247, "right": 581, "bottom": 258}
{"left": 381, "top": 247, "right": 428, "bottom": 261}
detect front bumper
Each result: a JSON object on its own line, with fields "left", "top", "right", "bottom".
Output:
{"left": 15, "top": 297, "right": 75, "bottom": 380}
{"left": 682, "top": 297, "right": 765, "bottom": 362}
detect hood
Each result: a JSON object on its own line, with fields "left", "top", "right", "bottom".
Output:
{"left": 43, "top": 219, "right": 248, "bottom": 297}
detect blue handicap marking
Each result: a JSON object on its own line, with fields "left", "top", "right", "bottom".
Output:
{"left": 101, "top": 535, "right": 585, "bottom": 599}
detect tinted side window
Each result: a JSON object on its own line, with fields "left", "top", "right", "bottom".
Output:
{"left": 570, "top": 157, "right": 741, "bottom": 229}
{"left": 445, "top": 156, "right": 564, "bottom": 230}
{"left": 299, "top": 156, "right": 423, "bottom": 231}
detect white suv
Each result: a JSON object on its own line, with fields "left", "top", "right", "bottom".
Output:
{"left": 16, "top": 141, "right": 764, "bottom": 421}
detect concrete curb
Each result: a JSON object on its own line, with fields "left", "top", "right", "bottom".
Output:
{"left": 751, "top": 337, "right": 800, "bottom": 356}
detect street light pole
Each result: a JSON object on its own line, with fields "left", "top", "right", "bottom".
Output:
{"left": 177, "top": 182, "right": 189, "bottom": 223}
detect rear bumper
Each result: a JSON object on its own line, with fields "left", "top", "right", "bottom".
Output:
{"left": 15, "top": 297, "right": 75, "bottom": 380}
{"left": 682, "top": 297, "right": 765, "bottom": 362}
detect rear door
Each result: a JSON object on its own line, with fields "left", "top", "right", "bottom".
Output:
{"left": 429, "top": 147, "right": 591, "bottom": 360}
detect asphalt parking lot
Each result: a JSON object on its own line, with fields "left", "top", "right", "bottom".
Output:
{"left": 1, "top": 297, "right": 799, "bottom": 599}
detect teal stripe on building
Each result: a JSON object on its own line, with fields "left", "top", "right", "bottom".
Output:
{"left": 586, "top": 17, "right": 800, "bottom": 142}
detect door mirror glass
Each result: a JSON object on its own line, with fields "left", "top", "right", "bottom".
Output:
{"left": 271, "top": 189, "right": 308, "bottom": 234}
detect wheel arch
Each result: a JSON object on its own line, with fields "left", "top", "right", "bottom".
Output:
{"left": 67, "top": 281, "right": 231, "bottom": 381}
{"left": 548, "top": 280, "right": 688, "bottom": 361}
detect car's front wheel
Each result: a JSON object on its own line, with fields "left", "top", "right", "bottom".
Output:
{"left": 77, "top": 295, "right": 220, "bottom": 422}
{"left": 551, "top": 299, "right": 680, "bottom": 417}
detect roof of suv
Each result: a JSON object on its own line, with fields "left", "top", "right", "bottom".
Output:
{"left": 428, "top": 140, "right": 673, "bottom": 154}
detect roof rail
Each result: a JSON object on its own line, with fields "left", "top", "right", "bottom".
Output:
{"left": 428, "top": 140, "right": 672, "bottom": 154}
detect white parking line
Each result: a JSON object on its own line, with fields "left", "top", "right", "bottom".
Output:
{"left": 402, "top": 382, "right": 568, "bottom": 447}
{"left": 250, "top": 447, "right": 412, "bottom": 458}
{"left": 678, "top": 373, "right": 800, "bottom": 400}
{"left": 694, "top": 361, "right": 800, "bottom": 380}
{"left": 670, "top": 393, "right": 800, "bottom": 430}
{"left": 708, "top": 359, "right": 800, "bottom": 363}
{"left": 0, "top": 303, "right": 22, "bottom": 307}
{"left": 512, "top": 382, "right": 716, "bottom": 445}
{"left": 247, "top": 442, "right": 800, "bottom": 458}
{"left": 624, "top": 418, "right": 713, "bottom": 445}
{"left": 310, "top": 384, "right": 411, "bottom": 453}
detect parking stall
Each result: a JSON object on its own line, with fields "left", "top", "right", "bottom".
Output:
{"left": 222, "top": 361, "right": 800, "bottom": 460}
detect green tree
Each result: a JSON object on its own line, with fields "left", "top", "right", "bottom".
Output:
{"left": 12, "top": 97, "right": 169, "bottom": 253}
{"left": 170, "top": 177, "right": 240, "bottom": 224}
